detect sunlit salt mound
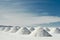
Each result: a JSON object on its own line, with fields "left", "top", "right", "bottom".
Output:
{"left": 4, "top": 26, "right": 12, "bottom": 32}
{"left": 0, "top": 27, "right": 5, "bottom": 31}
{"left": 10, "top": 26, "right": 21, "bottom": 33}
{"left": 30, "top": 27, "right": 52, "bottom": 37}
{"left": 17, "top": 27, "right": 31, "bottom": 35}
{"left": 44, "top": 27, "right": 50, "bottom": 31}
{"left": 29, "top": 27, "right": 35, "bottom": 32}
{"left": 50, "top": 28, "right": 60, "bottom": 34}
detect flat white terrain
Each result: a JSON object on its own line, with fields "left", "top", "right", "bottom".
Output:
{"left": 0, "top": 27, "right": 60, "bottom": 40}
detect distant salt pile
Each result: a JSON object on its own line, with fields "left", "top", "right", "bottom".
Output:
{"left": 0, "top": 27, "right": 5, "bottom": 31}
{"left": 10, "top": 26, "right": 21, "bottom": 33}
{"left": 4, "top": 26, "right": 12, "bottom": 32}
{"left": 44, "top": 27, "right": 50, "bottom": 31}
{"left": 0, "top": 25, "right": 6, "bottom": 31}
{"left": 30, "top": 27, "right": 52, "bottom": 37}
{"left": 50, "top": 28, "right": 60, "bottom": 34}
{"left": 17, "top": 27, "right": 31, "bottom": 35}
{"left": 29, "top": 27, "right": 35, "bottom": 32}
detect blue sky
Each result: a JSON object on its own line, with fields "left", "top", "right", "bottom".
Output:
{"left": 0, "top": 0, "right": 60, "bottom": 26}
{"left": 0, "top": 0, "right": 60, "bottom": 16}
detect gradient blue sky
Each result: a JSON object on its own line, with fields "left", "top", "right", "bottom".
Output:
{"left": 0, "top": 0, "right": 60, "bottom": 26}
{"left": 0, "top": 0, "right": 60, "bottom": 16}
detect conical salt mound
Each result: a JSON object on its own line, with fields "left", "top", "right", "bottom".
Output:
{"left": 4, "top": 27, "right": 12, "bottom": 32}
{"left": 0, "top": 27, "right": 5, "bottom": 31}
{"left": 44, "top": 27, "right": 50, "bottom": 31}
{"left": 10, "top": 26, "right": 21, "bottom": 33}
{"left": 17, "top": 27, "right": 31, "bottom": 35}
{"left": 29, "top": 27, "right": 35, "bottom": 32}
{"left": 51, "top": 28, "right": 60, "bottom": 34}
{"left": 30, "top": 27, "right": 52, "bottom": 37}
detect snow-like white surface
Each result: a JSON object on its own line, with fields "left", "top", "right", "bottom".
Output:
{"left": 0, "top": 31, "right": 60, "bottom": 40}
{"left": 0, "top": 27, "right": 60, "bottom": 40}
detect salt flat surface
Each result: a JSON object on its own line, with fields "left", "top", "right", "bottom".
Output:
{"left": 0, "top": 31, "right": 60, "bottom": 40}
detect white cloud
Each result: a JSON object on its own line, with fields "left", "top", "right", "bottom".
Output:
{"left": 0, "top": 5, "right": 59, "bottom": 25}
{"left": 0, "top": 0, "right": 60, "bottom": 26}
{"left": 0, "top": 13, "right": 60, "bottom": 26}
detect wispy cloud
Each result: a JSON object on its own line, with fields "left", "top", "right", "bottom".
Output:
{"left": 0, "top": 0, "right": 60, "bottom": 26}
{"left": 0, "top": 13, "right": 60, "bottom": 26}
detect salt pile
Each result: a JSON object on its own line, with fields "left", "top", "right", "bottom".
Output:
{"left": 17, "top": 27, "right": 31, "bottom": 35}
{"left": 50, "top": 28, "right": 60, "bottom": 34}
{"left": 29, "top": 27, "right": 35, "bottom": 32}
{"left": 10, "top": 26, "right": 21, "bottom": 33}
{"left": 44, "top": 27, "right": 50, "bottom": 31}
{"left": 0, "top": 27, "right": 5, "bottom": 31}
{"left": 30, "top": 27, "right": 52, "bottom": 37}
{"left": 4, "top": 27, "right": 12, "bottom": 32}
